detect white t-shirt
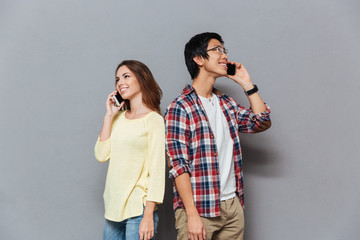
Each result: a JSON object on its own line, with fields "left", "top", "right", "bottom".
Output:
{"left": 199, "top": 93, "right": 236, "bottom": 201}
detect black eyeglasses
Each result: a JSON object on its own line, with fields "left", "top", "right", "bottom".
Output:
{"left": 206, "top": 46, "right": 229, "bottom": 55}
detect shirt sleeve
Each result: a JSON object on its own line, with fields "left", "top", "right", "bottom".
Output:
{"left": 236, "top": 103, "right": 271, "bottom": 133}
{"left": 94, "top": 137, "right": 111, "bottom": 162}
{"left": 165, "top": 102, "right": 191, "bottom": 179}
{"left": 146, "top": 114, "right": 166, "bottom": 203}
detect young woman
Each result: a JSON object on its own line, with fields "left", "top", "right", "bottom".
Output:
{"left": 94, "top": 60, "right": 165, "bottom": 240}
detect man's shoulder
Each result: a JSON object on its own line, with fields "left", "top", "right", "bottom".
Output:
{"left": 166, "top": 85, "right": 195, "bottom": 110}
{"left": 167, "top": 93, "right": 187, "bottom": 109}
{"left": 164, "top": 93, "right": 191, "bottom": 122}
{"left": 217, "top": 91, "right": 238, "bottom": 106}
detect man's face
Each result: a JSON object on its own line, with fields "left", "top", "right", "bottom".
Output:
{"left": 202, "top": 38, "right": 228, "bottom": 78}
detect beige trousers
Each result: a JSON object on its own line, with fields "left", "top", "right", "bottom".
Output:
{"left": 175, "top": 196, "right": 244, "bottom": 240}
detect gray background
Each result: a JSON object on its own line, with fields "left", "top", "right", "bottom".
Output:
{"left": 1, "top": 0, "right": 359, "bottom": 239}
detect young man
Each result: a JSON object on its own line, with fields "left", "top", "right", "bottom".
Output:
{"left": 165, "top": 32, "right": 271, "bottom": 240}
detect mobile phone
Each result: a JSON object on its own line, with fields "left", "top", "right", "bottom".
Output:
{"left": 112, "top": 92, "right": 123, "bottom": 107}
{"left": 227, "top": 63, "right": 236, "bottom": 75}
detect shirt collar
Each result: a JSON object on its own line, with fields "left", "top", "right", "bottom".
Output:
{"left": 182, "top": 84, "right": 195, "bottom": 95}
{"left": 182, "top": 84, "right": 224, "bottom": 98}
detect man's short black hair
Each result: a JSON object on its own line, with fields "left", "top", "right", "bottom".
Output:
{"left": 184, "top": 32, "right": 224, "bottom": 79}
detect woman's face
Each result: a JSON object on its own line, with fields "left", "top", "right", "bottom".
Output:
{"left": 115, "top": 65, "right": 141, "bottom": 100}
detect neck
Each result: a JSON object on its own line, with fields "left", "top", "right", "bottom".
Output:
{"left": 128, "top": 93, "right": 152, "bottom": 116}
{"left": 192, "top": 71, "right": 216, "bottom": 98}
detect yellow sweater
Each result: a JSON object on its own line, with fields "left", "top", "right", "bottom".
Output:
{"left": 94, "top": 111, "right": 165, "bottom": 222}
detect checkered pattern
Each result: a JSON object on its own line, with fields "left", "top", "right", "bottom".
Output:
{"left": 165, "top": 84, "right": 271, "bottom": 217}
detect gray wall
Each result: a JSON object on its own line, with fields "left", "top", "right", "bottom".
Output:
{"left": 1, "top": 0, "right": 359, "bottom": 239}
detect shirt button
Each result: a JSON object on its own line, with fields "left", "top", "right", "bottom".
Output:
{"left": 214, "top": 153, "right": 217, "bottom": 157}
{"left": 217, "top": 170, "right": 220, "bottom": 174}
{"left": 211, "top": 135, "right": 214, "bottom": 139}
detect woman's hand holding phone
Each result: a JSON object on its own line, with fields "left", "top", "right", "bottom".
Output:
{"left": 106, "top": 91, "right": 124, "bottom": 117}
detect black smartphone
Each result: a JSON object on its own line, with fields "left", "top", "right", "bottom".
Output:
{"left": 227, "top": 63, "right": 236, "bottom": 75}
{"left": 112, "top": 92, "right": 123, "bottom": 107}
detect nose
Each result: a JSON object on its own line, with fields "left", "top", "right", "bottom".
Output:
{"left": 117, "top": 77, "right": 124, "bottom": 86}
{"left": 222, "top": 53, "right": 228, "bottom": 60}
{"left": 116, "top": 80, "right": 121, "bottom": 87}
{"left": 116, "top": 81, "right": 123, "bottom": 91}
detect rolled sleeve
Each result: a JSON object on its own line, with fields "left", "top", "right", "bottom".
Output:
{"left": 238, "top": 103, "right": 271, "bottom": 133}
{"left": 167, "top": 141, "right": 191, "bottom": 179}
{"left": 169, "top": 165, "right": 191, "bottom": 178}
{"left": 248, "top": 103, "right": 271, "bottom": 121}
{"left": 165, "top": 103, "right": 191, "bottom": 179}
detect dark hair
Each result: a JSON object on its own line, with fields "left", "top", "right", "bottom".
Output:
{"left": 115, "top": 60, "right": 162, "bottom": 114}
{"left": 184, "top": 32, "right": 224, "bottom": 79}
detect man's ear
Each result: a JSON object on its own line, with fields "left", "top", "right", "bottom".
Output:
{"left": 193, "top": 56, "right": 204, "bottom": 67}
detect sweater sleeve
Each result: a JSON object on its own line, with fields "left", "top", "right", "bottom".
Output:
{"left": 94, "top": 137, "right": 111, "bottom": 162}
{"left": 146, "top": 114, "right": 166, "bottom": 203}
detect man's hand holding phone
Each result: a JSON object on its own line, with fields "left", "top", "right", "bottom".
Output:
{"left": 226, "top": 61, "right": 254, "bottom": 91}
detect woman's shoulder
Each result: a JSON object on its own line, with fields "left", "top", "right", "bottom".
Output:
{"left": 146, "top": 111, "right": 164, "bottom": 122}
{"left": 114, "top": 110, "right": 126, "bottom": 119}
{"left": 144, "top": 111, "right": 164, "bottom": 128}
{"left": 111, "top": 111, "right": 126, "bottom": 125}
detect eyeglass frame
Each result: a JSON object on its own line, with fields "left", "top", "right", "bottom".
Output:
{"left": 206, "top": 46, "right": 229, "bottom": 55}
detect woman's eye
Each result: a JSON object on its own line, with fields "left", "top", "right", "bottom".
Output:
{"left": 124, "top": 75, "right": 130, "bottom": 78}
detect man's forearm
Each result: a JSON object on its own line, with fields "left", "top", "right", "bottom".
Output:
{"left": 247, "top": 91, "right": 271, "bottom": 132}
{"left": 240, "top": 83, "right": 271, "bottom": 131}
{"left": 247, "top": 92, "right": 266, "bottom": 114}
{"left": 175, "top": 173, "right": 206, "bottom": 239}
{"left": 232, "top": 64, "right": 267, "bottom": 114}
{"left": 174, "top": 173, "right": 199, "bottom": 216}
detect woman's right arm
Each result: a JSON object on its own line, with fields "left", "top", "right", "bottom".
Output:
{"left": 99, "top": 91, "right": 123, "bottom": 141}
{"left": 95, "top": 91, "right": 124, "bottom": 162}
{"left": 99, "top": 114, "right": 115, "bottom": 142}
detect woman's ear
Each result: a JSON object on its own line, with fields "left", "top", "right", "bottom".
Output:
{"left": 193, "top": 56, "right": 204, "bottom": 67}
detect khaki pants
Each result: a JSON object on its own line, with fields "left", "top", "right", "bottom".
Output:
{"left": 175, "top": 197, "right": 244, "bottom": 240}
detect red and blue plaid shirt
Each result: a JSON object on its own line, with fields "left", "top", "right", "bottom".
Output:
{"left": 165, "top": 84, "right": 271, "bottom": 217}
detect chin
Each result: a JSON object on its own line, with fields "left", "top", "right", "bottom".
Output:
{"left": 122, "top": 93, "right": 134, "bottom": 101}
{"left": 216, "top": 71, "right": 227, "bottom": 77}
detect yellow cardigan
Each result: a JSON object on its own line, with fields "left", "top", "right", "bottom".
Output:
{"left": 94, "top": 111, "right": 165, "bottom": 222}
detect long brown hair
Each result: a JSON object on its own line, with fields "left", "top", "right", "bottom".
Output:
{"left": 115, "top": 60, "right": 162, "bottom": 114}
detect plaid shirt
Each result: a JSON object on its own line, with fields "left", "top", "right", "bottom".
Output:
{"left": 165, "top": 84, "right": 271, "bottom": 217}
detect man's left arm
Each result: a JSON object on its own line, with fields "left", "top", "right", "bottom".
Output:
{"left": 227, "top": 61, "right": 271, "bottom": 133}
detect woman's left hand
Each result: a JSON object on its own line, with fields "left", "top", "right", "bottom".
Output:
{"left": 139, "top": 214, "right": 154, "bottom": 240}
